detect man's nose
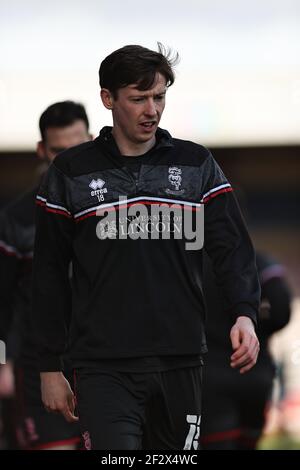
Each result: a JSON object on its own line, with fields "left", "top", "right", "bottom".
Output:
{"left": 144, "top": 98, "right": 157, "bottom": 116}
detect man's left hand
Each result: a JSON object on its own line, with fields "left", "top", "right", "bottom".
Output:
{"left": 230, "top": 316, "right": 260, "bottom": 374}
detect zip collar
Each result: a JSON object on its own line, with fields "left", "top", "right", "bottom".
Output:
{"left": 96, "top": 126, "right": 174, "bottom": 158}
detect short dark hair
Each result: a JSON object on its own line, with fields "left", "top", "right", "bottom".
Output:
{"left": 99, "top": 43, "right": 179, "bottom": 98}
{"left": 39, "top": 101, "right": 89, "bottom": 142}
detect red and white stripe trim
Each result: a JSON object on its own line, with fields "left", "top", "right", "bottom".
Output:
{"left": 74, "top": 196, "right": 203, "bottom": 221}
{"left": 36, "top": 184, "right": 232, "bottom": 223}
{"left": 201, "top": 183, "right": 232, "bottom": 203}
{"left": 36, "top": 195, "right": 72, "bottom": 218}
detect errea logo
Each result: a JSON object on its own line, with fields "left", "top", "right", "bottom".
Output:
{"left": 89, "top": 179, "right": 105, "bottom": 190}
{"left": 89, "top": 178, "right": 107, "bottom": 202}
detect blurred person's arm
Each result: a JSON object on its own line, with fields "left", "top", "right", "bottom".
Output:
{"left": 203, "top": 153, "right": 260, "bottom": 372}
{"left": 258, "top": 256, "right": 292, "bottom": 335}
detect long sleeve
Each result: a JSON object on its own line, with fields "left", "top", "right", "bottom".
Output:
{"left": 32, "top": 164, "right": 74, "bottom": 372}
{"left": 203, "top": 154, "right": 260, "bottom": 325}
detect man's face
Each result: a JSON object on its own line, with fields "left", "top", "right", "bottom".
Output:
{"left": 38, "top": 119, "right": 91, "bottom": 163}
{"left": 109, "top": 73, "right": 167, "bottom": 147}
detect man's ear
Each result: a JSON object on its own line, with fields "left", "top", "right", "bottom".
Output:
{"left": 36, "top": 141, "right": 46, "bottom": 160}
{"left": 101, "top": 88, "right": 114, "bottom": 110}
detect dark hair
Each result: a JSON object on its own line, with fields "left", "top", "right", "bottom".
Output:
{"left": 39, "top": 101, "right": 89, "bottom": 141}
{"left": 99, "top": 43, "right": 179, "bottom": 98}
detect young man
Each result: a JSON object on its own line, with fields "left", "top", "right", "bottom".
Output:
{"left": 0, "top": 101, "right": 92, "bottom": 449}
{"left": 32, "top": 45, "right": 260, "bottom": 450}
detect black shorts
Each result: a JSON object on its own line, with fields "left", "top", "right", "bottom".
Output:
{"left": 15, "top": 366, "right": 81, "bottom": 450}
{"left": 74, "top": 366, "right": 202, "bottom": 450}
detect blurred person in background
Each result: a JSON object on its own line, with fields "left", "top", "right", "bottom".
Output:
{"left": 200, "top": 249, "right": 292, "bottom": 450}
{"left": 0, "top": 101, "right": 92, "bottom": 449}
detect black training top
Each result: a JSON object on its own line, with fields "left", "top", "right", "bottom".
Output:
{"left": 31, "top": 127, "right": 260, "bottom": 371}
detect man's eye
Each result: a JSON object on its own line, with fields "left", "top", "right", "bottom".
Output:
{"left": 132, "top": 98, "right": 144, "bottom": 102}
